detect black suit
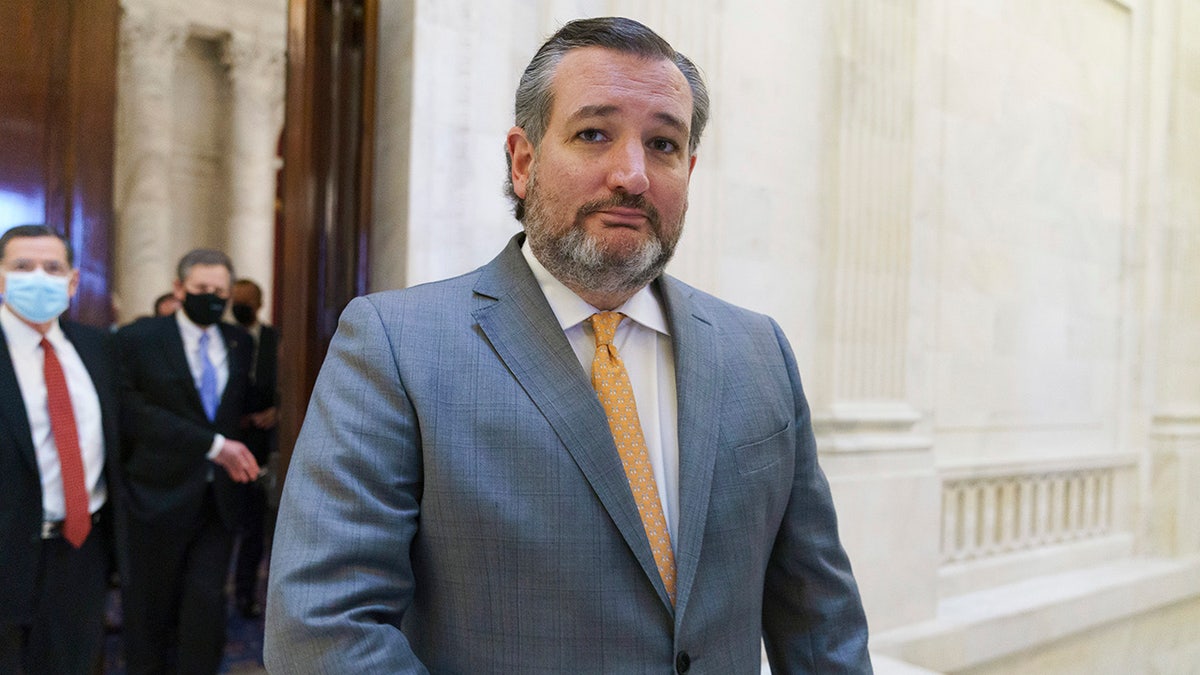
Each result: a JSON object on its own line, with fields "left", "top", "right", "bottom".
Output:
{"left": 240, "top": 323, "right": 277, "bottom": 465}
{"left": 234, "top": 323, "right": 277, "bottom": 609}
{"left": 0, "top": 319, "right": 120, "bottom": 673}
{"left": 116, "top": 315, "right": 252, "bottom": 674}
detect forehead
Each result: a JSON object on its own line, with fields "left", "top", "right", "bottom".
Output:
{"left": 232, "top": 283, "right": 260, "bottom": 300}
{"left": 548, "top": 47, "right": 692, "bottom": 129}
{"left": 183, "top": 263, "right": 232, "bottom": 288}
{"left": 2, "top": 235, "right": 69, "bottom": 264}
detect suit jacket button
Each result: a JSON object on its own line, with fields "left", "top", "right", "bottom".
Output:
{"left": 675, "top": 651, "right": 690, "bottom": 673}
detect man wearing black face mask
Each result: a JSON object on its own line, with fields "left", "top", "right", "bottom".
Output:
{"left": 116, "top": 248, "right": 259, "bottom": 674}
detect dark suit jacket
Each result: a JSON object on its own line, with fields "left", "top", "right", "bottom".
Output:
{"left": 116, "top": 315, "right": 252, "bottom": 529}
{"left": 0, "top": 319, "right": 120, "bottom": 624}
{"left": 241, "top": 324, "right": 277, "bottom": 464}
{"left": 266, "top": 234, "right": 871, "bottom": 673}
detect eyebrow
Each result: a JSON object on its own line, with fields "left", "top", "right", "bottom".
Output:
{"left": 566, "top": 104, "right": 689, "bottom": 137}
{"left": 8, "top": 257, "right": 68, "bottom": 267}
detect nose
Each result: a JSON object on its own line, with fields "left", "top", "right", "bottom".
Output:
{"left": 606, "top": 140, "right": 650, "bottom": 195}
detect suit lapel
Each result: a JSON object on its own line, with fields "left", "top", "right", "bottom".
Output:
{"left": 471, "top": 236, "right": 675, "bottom": 607}
{"left": 0, "top": 327, "right": 38, "bottom": 473}
{"left": 659, "top": 276, "right": 721, "bottom": 618}
{"left": 159, "top": 316, "right": 206, "bottom": 416}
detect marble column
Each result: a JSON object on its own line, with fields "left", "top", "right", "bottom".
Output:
{"left": 223, "top": 34, "right": 285, "bottom": 314}
{"left": 1148, "top": 0, "right": 1200, "bottom": 558}
{"left": 113, "top": 8, "right": 187, "bottom": 322}
{"left": 813, "top": 0, "right": 939, "bottom": 632}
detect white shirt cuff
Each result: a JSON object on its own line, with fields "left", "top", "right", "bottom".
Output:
{"left": 207, "top": 434, "right": 226, "bottom": 460}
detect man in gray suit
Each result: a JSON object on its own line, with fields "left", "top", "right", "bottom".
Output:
{"left": 266, "top": 16, "right": 871, "bottom": 673}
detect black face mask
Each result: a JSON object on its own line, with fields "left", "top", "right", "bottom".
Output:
{"left": 183, "top": 292, "right": 226, "bottom": 326}
{"left": 231, "top": 303, "right": 257, "bottom": 326}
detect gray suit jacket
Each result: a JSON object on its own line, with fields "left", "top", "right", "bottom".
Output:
{"left": 265, "top": 235, "right": 870, "bottom": 673}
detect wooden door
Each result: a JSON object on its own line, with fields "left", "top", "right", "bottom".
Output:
{"left": 276, "top": 0, "right": 376, "bottom": 479}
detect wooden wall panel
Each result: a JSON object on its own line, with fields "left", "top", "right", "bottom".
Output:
{"left": 0, "top": 0, "right": 118, "bottom": 327}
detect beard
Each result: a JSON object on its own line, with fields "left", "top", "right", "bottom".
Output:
{"left": 522, "top": 170, "right": 685, "bottom": 298}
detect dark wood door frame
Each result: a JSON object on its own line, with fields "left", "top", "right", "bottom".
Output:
{"left": 276, "top": 0, "right": 376, "bottom": 482}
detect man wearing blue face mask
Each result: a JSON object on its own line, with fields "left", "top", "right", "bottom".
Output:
{"left": 116, "top": 248, "right": 260, "bottom": 674}
{"left": 0, "top": 224, "right": 121, "bottom": 673}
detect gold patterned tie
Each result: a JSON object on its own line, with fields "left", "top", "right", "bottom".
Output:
{"left": 590, "top": 312, "right": 676, "bottom": 604}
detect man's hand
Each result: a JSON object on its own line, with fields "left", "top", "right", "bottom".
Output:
{"left": 213, "top": 438, "right": 261, "bottom": 483}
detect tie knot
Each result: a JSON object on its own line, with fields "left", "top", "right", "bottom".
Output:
{"left": 40, "top": 337, "right": 55, "bottom": 353}
{"left": 199, "top": 331, "right": 210, "bottom": 349}
{"left": 591, "top": 312, "right": 624, "bottom": 347}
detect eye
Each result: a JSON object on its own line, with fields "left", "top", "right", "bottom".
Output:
{"left": 43, "top": 262, "right": 69, "bottom": 276}
{"left": 577, "top": 128, "right": 608, "bottom": 143}
{"left": 649, "top": 137, "right": 680, "bottom": 154}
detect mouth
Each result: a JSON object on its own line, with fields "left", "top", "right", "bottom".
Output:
{"left": 592, "top": 207, "right": 650, "bottom": 228}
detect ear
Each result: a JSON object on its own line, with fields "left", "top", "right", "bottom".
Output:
{"left": 67, "top": 269, "right": 80, "bottom": 299}
{"left": 506, "top": 126, "right": 535, "bottom": 199}
{"left": 172, "top": 278, "right": 186, "bottom": 301}
{"left": 687, "top": 153, "right": 697, "bottom": 177}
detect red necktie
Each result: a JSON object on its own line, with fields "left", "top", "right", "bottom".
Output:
{"left": 41, "top": 338, "right": 91, "bottom": 548}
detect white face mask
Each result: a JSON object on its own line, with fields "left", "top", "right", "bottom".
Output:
{"left": 3, "top": 268, "right": 71, "bottom": 324}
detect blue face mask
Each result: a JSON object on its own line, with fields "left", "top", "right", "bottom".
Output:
{"left": 3, "top": 269, "right": 71, "bottom": 324}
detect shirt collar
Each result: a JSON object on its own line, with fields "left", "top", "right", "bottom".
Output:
{"left": 174, "top": 308, "right": 215, "bottom": 342}
{"left": 0, "top": 303, "right": 66, "bottom": 353}
{"left": 520, "top": 237, "right": 670, "bottom": 336}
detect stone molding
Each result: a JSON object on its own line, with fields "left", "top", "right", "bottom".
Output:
{"left": 222, "top": 35, "right": 286, "bottom": 97}
{"left": 119, "top": 8, "right": 188, "bottom": 61}
{"left": 813, "top": 401, "right": 931, "bottom": 453}
{"left": 874, "top": 556, "right": 1200, "bottom": 672}
{"left": 1149, "top": 410, "right": 1200, "bottom": 439}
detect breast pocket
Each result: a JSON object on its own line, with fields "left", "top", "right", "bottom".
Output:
{"left": 732, "top": 421, "right": 792, "bottom": 476}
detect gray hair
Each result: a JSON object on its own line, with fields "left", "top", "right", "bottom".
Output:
{"left": 505, "top": 17, "right": 710, "bottom": 222}
{"left": 176, "top": 248, "right": 235, "bottom": 282}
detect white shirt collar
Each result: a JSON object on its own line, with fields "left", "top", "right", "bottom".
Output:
{"left": 174, "top": 308, "right": 215, "bottom": 342}
{"left": 0, "top": 304, "right": 67, "bottom": 352}
{"left": 520, "top": 237, "right": 670, "bottom": 336}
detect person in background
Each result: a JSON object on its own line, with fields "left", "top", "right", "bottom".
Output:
{"left": 0, "top": 225, "right": 121, "bottom": 673}
{"left": 154, "top": 292, "right": 181, "bottom": 318}
{"left": 117, "top": 248, "right": 259, "bottom": 674}
{"left": 266, "top": 17, "right": 870, "bottom": 673}
{"left": 229, "top": 278, "right": 278, "bottom": 620}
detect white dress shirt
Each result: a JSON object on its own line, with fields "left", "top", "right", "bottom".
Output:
{"left": 175, "top": 310, "right": 229, "bottom": 459}
{"left": 521, "top": 241, "right": 681, "bottom": 545}
{"left": 1, "top": 305, "right": 107, "bottom": 520}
